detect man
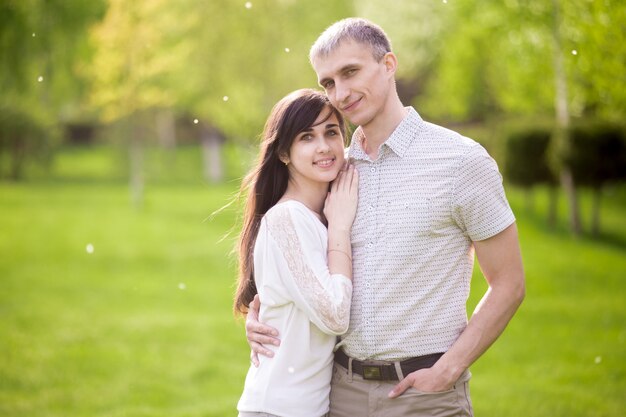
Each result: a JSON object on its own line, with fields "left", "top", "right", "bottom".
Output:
{"left": 246, "top": 18, "right": 525, "bottom": 416}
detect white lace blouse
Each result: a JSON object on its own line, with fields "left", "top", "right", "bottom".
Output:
{"left": 237, "top": 200, "right": 352, "bottom": 417}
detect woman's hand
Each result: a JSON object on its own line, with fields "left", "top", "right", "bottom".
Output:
{"left": 323, "top": 164, "right": 359, "bottom": 231}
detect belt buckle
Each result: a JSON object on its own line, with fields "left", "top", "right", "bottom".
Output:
{"left": 362, "top": 364, "right": 383, "bottom": 380}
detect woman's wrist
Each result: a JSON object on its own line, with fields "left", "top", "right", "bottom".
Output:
{"left": 327, "top": 221, "right": 352, "bottom": 234}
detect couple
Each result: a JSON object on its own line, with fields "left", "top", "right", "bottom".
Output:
{"left": 234, "top": 18, "right": 525, "bottom": 417}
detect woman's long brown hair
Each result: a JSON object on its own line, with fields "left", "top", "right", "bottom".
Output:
{"left": 234, "top": 89, "right": 345, "bottom": 316}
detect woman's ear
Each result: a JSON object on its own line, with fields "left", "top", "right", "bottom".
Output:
{"left": 279, "top": 154, "right": 290, "bottom": 166}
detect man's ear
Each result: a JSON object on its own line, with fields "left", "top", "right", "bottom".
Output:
{"left": 383, "top": 51, "right": 398, "bottom": 76}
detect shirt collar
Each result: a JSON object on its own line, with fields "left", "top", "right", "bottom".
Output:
{"left": 348, "top": 107, "right": 423, "bottom": 160}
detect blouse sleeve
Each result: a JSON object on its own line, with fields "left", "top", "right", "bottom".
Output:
{"left": 263, "top": 203, "right": 352, "bottom": 335}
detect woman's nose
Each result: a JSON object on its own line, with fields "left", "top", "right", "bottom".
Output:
{"left": 317, "top": 138, "right": 330, "bottom": 152}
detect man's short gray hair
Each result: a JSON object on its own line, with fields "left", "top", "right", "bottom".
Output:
{"left": 309, "top": 18, "right": 392, "bottom": 64}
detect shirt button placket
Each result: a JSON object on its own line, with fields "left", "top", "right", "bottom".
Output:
{"left": 363, "top": 163, "right": 379, "bottom": 355}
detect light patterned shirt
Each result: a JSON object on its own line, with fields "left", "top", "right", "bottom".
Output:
{"left": 338, "top": 107, "right": 515, "bottom": 361}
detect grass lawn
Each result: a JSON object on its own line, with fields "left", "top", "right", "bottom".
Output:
{"left": 1, "top": 145, "right": 625, "bottom": 416}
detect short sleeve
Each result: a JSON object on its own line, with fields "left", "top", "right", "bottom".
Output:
{"left": 263, "top": 203, "right": 352, "bottom": 335}
{"left": 452, "top": 144, "right": 516, "bottom": 241}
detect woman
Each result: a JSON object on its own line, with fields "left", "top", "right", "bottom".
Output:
{"left": 235, "top": 89, "right": 358, "bottom": 417}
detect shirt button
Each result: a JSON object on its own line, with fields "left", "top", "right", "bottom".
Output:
{"left": 370, "top": 167, "right": 376, "bottom": 173}
{"left": 368, "top": 205, "right": 374, "bottom": 211}
{"left": 367, "top": 243, "right": 373, "bottom": 248}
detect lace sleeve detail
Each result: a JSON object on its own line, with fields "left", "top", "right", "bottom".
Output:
{"left": 265, "top": 204, "right": 352, "bottom": 335}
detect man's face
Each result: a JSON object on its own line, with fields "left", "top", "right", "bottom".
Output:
{"left": 313, "top": 40, "right": 393, "bottom": 128}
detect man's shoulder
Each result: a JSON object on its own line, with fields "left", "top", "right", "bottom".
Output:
{"left": 407, "top": 120, "right": 485, "bottom": 163}
{"left": 420, "top": 120, "right": 480, "bottom": 150}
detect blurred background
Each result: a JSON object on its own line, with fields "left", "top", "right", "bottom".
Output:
{"left": 1, "top": 1, "right": 624, "bottom": 416}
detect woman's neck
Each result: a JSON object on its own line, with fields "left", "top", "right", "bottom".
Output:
{"left": 280, "top": 181, "right": 328, "bottom": 219}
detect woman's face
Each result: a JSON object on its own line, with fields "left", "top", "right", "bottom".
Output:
{"left": 285, "top": 107, "right": 345, "bottom": 187}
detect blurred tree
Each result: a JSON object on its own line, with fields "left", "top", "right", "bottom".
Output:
{"left": 0, "top": 103, "right": 56, "bottom": 180}
{"left": 89, "top": 0, "right": 180, "bottom": 205}
{"left": 173, "top": 0, "right": 354, "bottom": 166}
{"left": 0, "top": 0, "right": 106, "bottom": 178}
{"left": 505, "top": 128, "right": 558, "bottom": 227}
{"left": 412, "top": 0, "right": 624, "bottom": 121}
{"left": 88, "top": 0, "right": 353, "bottom": 191}
{"left": 565, "top": 123, "right": 626, "bottom": 236}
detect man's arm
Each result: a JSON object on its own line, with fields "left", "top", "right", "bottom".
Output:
{"left": 389, "top": 223, "right": 525, "bottom": 397}
{"left": 245, "top": 294, "right": 280, "bottom": 367}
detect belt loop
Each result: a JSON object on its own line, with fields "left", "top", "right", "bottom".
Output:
{"left": 394, "top": 361, "right": 404, "bottom": 380}
{"left": 347, "top": 357, "right": 354, "bottom": 382}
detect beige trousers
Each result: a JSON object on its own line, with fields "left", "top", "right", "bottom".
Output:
{"left": 329, "top": 362, "right": 474, "bottom": 417}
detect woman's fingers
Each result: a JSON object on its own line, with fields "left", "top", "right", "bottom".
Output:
{"left": 332, "top": 170, "right": 342, "bottom": 193}
{"left": 350, "top": 165, "right": 358, "bottom": 192}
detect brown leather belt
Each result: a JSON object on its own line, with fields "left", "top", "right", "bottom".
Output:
{"left": 334, "top": 349, "right": 444, "bottom": 381}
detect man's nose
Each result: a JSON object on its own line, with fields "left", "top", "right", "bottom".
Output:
{"left": 335, "top": 81, "right": 350, "bottom": 104}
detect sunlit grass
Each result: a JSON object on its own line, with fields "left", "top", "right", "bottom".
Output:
{"left": 1, "top": 145, "right": 625, "bottom": 416}
{"left": 0, "top": 180, "right": 246, "bottom": 417}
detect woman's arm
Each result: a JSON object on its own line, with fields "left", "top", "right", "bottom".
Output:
{"left": 324, "top": 165, "right": 358, "bottom": 280}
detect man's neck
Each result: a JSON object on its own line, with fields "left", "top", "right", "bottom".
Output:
{"left": 360, "top": 98, "right": 408, "bottom": 160}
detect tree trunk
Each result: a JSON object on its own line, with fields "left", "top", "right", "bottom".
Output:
{"left": 591, "top": 187, "right": 601, "bottom": 237}
{"left": 200, "top": 126, "right": 223, "bottom": 183}
{"left": 156, "top": 108, "right": 176, "bottom": 149}
{"left": 560, "top": 168, "right": 581, "bottom": 234}
{"left": 129, "top": 118, "right": 143, "bottom": 208}
{"left": 551, "top": 0, "right": 581, "bottom": 236}
{"left": 10, "top": 138, "right": 25, "bottom": 180}
{"left": 547, "top": 184, "right": 558, "bottom": 230}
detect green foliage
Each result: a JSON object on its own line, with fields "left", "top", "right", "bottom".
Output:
{"left": 413, "top": 0, "right": 626, "bottom": 122}
{"left": 88, "top": 0, "right": 354, "bottom": 140}
{"left": 0, "top": 102, "right": 59, "bottom": 180}
{"left": 505, "top": 128, "right": 555, "bottom": 188}
{"left": 0, "top": 0, "right": 106, "bottom": 180}
{"left": 0, "top": 0, "right": 106, "bottom": 114}
{"left": 565, "top": 122, "right": 626, "bottom": 188}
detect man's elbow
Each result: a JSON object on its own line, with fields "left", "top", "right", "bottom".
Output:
{"left": 512, "top": 271, "right": 526, "bottom": 307}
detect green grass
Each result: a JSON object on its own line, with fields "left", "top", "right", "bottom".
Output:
{"left": 1, "top": 146, "right": 625, "bottom": 416}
